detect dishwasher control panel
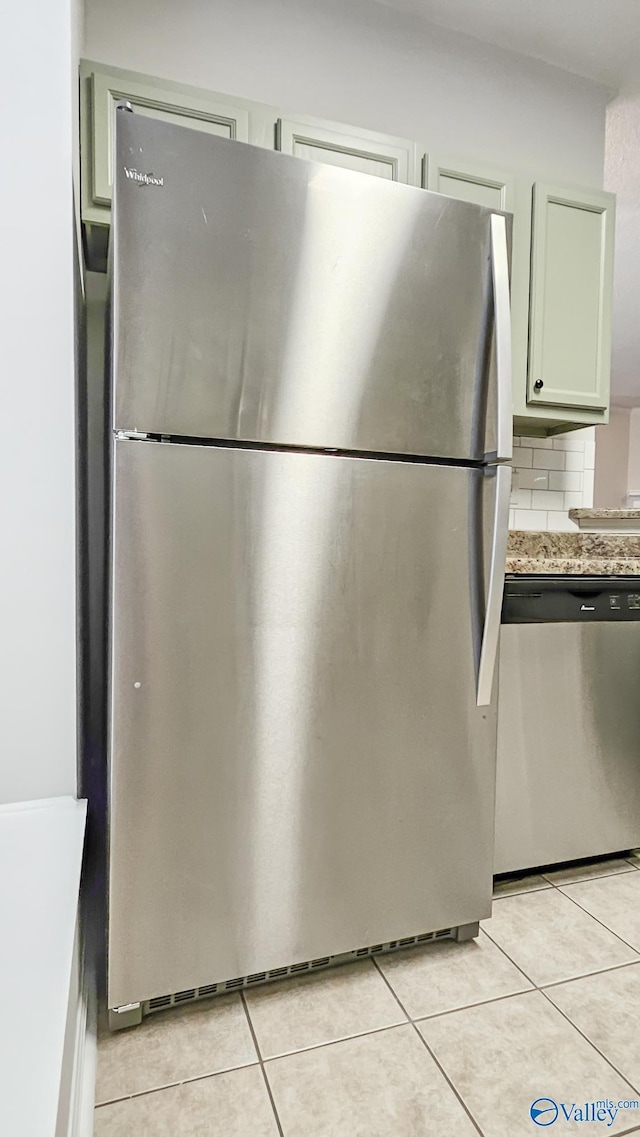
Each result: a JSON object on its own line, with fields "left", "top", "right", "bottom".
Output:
{"left": 503, "top": 577, "right": 640, "bottom": 623}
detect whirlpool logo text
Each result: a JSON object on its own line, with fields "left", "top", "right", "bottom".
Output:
{"left": 123, "top": 167, "right": 164, "bottom": 187}
{"left": 530, "top": 1097, "right": 640, "bottom": 1127}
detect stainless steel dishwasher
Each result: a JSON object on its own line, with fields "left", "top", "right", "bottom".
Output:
{"left": 495, "top": 576, "right": 640, "bottom": 874}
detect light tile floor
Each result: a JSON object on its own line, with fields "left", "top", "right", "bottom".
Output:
{"left": 95, "top": 854, "right": 640, "bottom": 1136}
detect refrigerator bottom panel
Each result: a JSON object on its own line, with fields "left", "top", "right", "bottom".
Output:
{"left": 133, "top": 924, "right": 477, "bottom": 1022}
{"left": 108, "top": 440, "right": 498, "bottom": 1010}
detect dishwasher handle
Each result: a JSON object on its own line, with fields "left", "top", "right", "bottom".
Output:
{"left": 477, "top": 463, "right": 511, "bottom": 706}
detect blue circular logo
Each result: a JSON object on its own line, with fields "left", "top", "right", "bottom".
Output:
{"left": 530, "top": 1099, "right": 559, "bottom": 1126}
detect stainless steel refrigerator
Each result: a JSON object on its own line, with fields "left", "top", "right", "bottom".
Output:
{"left": 107, "top": 111, "right": 512, "bottom": 1025}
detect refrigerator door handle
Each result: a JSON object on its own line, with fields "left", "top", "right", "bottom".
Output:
{"left": 477, "top": 463, "right": 511, "bottom": 707}
{"left": 490, "top": 214, "right": 513, "bottom": 463}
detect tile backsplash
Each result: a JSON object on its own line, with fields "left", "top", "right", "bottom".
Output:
{"left": 509, "top": 428, "right": 595, "bottom": 531}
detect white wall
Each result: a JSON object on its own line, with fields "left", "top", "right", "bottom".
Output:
{"left": 595, "top": 407, "right": 640, "bottom": 507}
{"left": 72, "top": 0, "right": 85, "bottom": 242}
{"left": 84, "top": 0, "right": 608, "bottom": 184}
{"left": 0, "top": 1, "right": 77, "bottom": 803}
{"left": 628, "top": 409, "right": 640, "bottom": 498}
{"left": 605, "top": 87, "right": 640, "bottom": 403}
{"left": 594, "top": 410, "right": 631, "bottom": 508}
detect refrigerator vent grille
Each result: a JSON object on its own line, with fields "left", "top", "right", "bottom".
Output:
{"left": 143, "top": 927, "right": 453, "bottom": 1016}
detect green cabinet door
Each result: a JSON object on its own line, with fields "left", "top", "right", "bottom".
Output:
{"left": 528, "top": 183, "right": 615, "bottom": 412}
{"left": 424, "top": 156, "right": 531, "bottom": 424}
{"left": 80, "top": 61, "right": 276, "bottom": 267}
{"left": 276, "top": 115, "right": 419, "bottom": 184}
{"left": 424, "top": 155, "right": 514, "bottom": 211}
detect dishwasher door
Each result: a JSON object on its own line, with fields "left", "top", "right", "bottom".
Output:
{"left": 495, "top": 578, "right": 640, "bottom": 874}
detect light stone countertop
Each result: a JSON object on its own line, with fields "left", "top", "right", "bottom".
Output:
{"left": 568, "top": 508, "right": 640, "bottom": 533}
{"left": 569, "top": 509, "right": 640, "bottom": 519}
{"left": 506, "top": 531, "right": 640, "bottom": 576}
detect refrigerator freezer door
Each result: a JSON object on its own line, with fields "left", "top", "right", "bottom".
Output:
{"left": 112, "top": 114, "right": 508, "bottom": 461}
{"left": 108, "top": 439, "right": 498, "bottom": 1008}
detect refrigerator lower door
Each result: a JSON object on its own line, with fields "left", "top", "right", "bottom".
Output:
{"left": 108, "top": 440, "right": 499, "bottom": 1009}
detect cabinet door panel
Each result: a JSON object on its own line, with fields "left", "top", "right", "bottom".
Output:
{"left": 80, "top": 62, "right": 277, "bottom": 273}
{"left": 90, "top": 69, "right": 249, "bottom": 208}
{"left": 437, "top": 176, "right": 502, "bottom": 208}
{"left": 290, "top": 142, "right": 392, "bottom": 179}
{"left": 425, "top": 157, "right": 514, "bottom": 212}
{"left": 277, "top": 116, "right": 419, "bottom": 184}
{"left": 528, "top": 183, "right": 615, "bottom": 411}
{"left": 424, "top": 156, "right": 530, "bottom": 424}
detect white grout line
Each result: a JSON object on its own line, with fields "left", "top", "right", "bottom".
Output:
{"left": 371, "top": 955, "right": 486, "bottom": 1137}
{"left": 542, "top": 865, "right": 637, "bottom": 887}
{"left": 484, "top": 895, "right": 640, "bottom": 986}
{"left": 538, "top": 986, "right": 640, "bottom": 1100}
{"left": 410, "top": 986, "right": 534, "bottom": 1024}
{"left": 492, "top": 860, "right": 640, "bottom": 896}
{"left": 240, "top": 991, "right": 285, "bottom": 1137}
{"left": 492, "top": 884, "right": 551, "bottom": 900}
{"left": 495, "top": 859, "right": 638, "bottom": 894}
{"left": 614, "top": 1124, "right": 640, "bottom": 1137}
{"left": 95, "top": 1022, "right": 431, "bottom": 1110}
{"left": 479, "top": 925, "right": 539, "bottom": 989}
{"left": 539, "top": 958, "right": 640, "bottom": 992}
{"left": 481, "top": 919, "right": 640, "bottom": 1000}
{"left": 481, "top": 919, "right": 640, "bottom": 1106}
{"left": 253, "top": 1020, "right": 407, "bottom": 1064}
{"left": 94, "top": 1060, "right": 261, "bottom": 1109}
{"left": 550, "top": 884, "right": 640, "bottom": 958}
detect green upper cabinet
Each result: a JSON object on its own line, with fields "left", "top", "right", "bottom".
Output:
{"left": 88, "top": 73, "right": 246, "bottom": 211}
{"left": 276, "top": 115, "right": 420, "bottom": 184}
{"left": 80, "top": 61, "right": 276, "bottom": 266}
{"left": 78, "top": 63, "right": 615, "bottom": 432}
{"left": 527, "top": 182, "right": 615, "bottom": 418}
{"left": 424, "top": 160, "right": 616, "bottom": 433}
{"left": 424, "top": 155, "right": 515, "bottom": 210}
{"left": 423, "top": 155, "right": 532, "bottom": 431}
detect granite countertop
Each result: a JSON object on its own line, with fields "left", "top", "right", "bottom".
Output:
{"left": 569, "top": 509, "right": 640, "bottom": 519}
{"left": 568, "top": 508, "right": 640, "bottom": 533}
{"left": 506, "top": 531, "right": 640, "bottom": 576}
